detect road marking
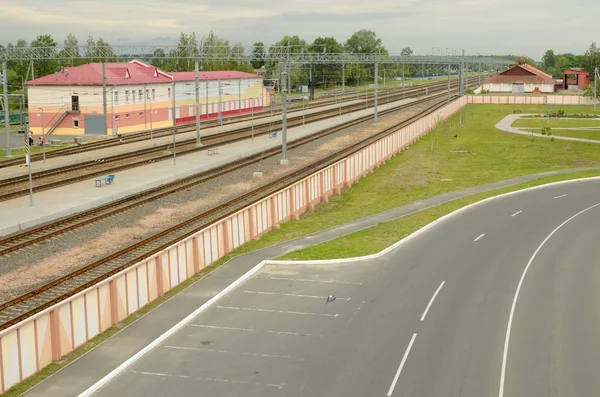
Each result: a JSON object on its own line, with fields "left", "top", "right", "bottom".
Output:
{"left": 474, "top": 233, "right": 486, "bottom": 242}
{"left": 243, "top": 290, "right": 351, "bottom": 301}
{"left": 349, "top": 300, "right": 366, "bottom": 323}
{"left": 511, "top": 210, "right": 522, "bottom": 217}
{"left": 163, "top": 345, "right": 301, "bottom": 361}
{"left": 387, "top": 333, "right": 418, "bottom": 396}
{"left": 420, "top": 281, "right": 445, "bottom": 321}
{"left": 188, "top": 324, "right": 321, "bottom": 337}
{"left": 214, "top": 305, "right": 339, "bottom": 317}
{"left": 554, "top": 194, "right": 567, "bottom": 199}
{"left": 131, "top": 370, "right": 285, "bottom": 389}
{"left": 499, "top": 201, "right": 600, "bottom": 397}
{"left": 77, "top": 260, "right": 268, "bottom": 397}
{"left": 257, "top": 276, "right": 362, "bottom": 285}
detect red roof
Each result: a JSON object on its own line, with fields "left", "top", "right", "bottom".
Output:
{"left": 485, "top": 64, "right": 555, "bottom": 85}
{"left": 24, "top": 60, "right": 174, "bottom": 86}
{"left": 172, "top": 71, "right": 261, "bottom": 81}
{"left": 563, "top": 68, "right": 589, "bottom": 75}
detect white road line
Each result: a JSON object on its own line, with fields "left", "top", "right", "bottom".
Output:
{"left": 163, "top": 345, "right": 301, "bottom": 360}
{"left": 420, "top": 281, "right": 445, "bottom": 321}
{"left": 349, "top": 300, "right": 366, "bottom": 323}
{"left": 387, "top": 333, "right": 418, "bottom": 396}
{"left": 131, "top": 370, "right": 285, "bottom": 389}
{"left": 257, "top": 276, "right": 362, "bottom": 285}
{"left": 243, "top": 290, "right": 351, "bottom": 301}
{"left": 498, "top": 201, "right": 600, "bottom": 397}
{"left": 474, "top": 233, "right": 486, "bottom": 242}
{"left": 214, "top": 305, "right": 339, "bottom": 317}
{"left": 511, "top": 210, "right": 523, "bottom": 217}
{"left": 554, "top": 194, "right": 568, "bottom": 199}
{"left": 188, "top": 324, "right": 321, "bottom": 337}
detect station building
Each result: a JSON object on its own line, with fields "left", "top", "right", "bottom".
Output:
{"left": 483, "top": 64, "right": 555, "bottom": 94}
{"left": 24, "top": 60, "right": 269, "bottom": 136}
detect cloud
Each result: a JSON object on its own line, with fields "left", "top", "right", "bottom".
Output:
{"left": 1, "top": 0, "right": 599, "bottom": 59}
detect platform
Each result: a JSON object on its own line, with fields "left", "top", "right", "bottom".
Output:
{"left": 0, "top": 96, "right": 394, "bottom": 180}
{"left": 0, "top": 97, "right": 418, "bottom": 236}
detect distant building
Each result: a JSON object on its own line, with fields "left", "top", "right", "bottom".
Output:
{"left": 483, "top": 64, "right": 555, "bottom": 94}
{"left": 24, "top": 60, "right": 269, "bottom": 136}
{"left": 562, "top": 68, "right": 589, "bottom": 91}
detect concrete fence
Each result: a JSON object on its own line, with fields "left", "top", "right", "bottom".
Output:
{"left": 0, "top": 96, "right": 468, "bottom": 393}
{"left": 468, "top": 94, "right": 597, "bottom": 106}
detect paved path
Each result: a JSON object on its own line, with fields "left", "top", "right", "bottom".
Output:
{"left": 496, "top": 114, "right": 600, "bottom": 144}
{"left": 21, "top": 166, "right": 600, "bottom": 397}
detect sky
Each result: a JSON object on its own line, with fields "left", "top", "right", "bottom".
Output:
{"left": 1, "top": 0, "right": 598, "bottom": 61}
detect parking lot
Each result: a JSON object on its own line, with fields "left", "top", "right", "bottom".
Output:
{"left": 95, "top": 261, "right": 377, "bottom": 396}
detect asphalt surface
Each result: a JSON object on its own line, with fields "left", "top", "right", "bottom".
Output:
{"left": 22, "top": 171, "right": 600, "bottom": 397}
{"left": 78, "top": 178, "right": 600, "bottom": 396}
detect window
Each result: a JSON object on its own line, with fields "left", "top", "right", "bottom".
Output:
{"left": 73, "top": 118, "right": 79, "bottom": 128}
{"left": 125, "top": 90, "right": 129, "bottom": 103}
{"left": 126, "top": 113, "right": 130, "bottom": 120}
{"left": 138, "top": 89, "right": 143, "bottom": 101}
{"left": 152, "top": 88, "right": 156, "bottom": 100}
{"left": 114, "top": 91, "right": 119, "bottom": 104}
{"left": 168, "top": 87, "right": 171, "bottom": 99}
{"left": 139, "top": 112, "right": 143, "bottom": 118}
{"left": 114, "top": 115, "right": 120, "bottom": 121}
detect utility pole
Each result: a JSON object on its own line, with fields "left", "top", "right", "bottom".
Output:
{"left": 447, "top": 62, "right": 451, "bottom": 102}
{"left": 218, "top": 80, "right": 223, "bottom": 127}
{"left": 595, "top": 67, "right": 598, "bottom": 113}
{"left": 238, "top": 78, "right": 242, "bottom": 115}
{"left": 2, "top": 59, "right": 11, "bottom": 157}
{"left": 171, "top": 80, "right": 177, "bottom": 166}
{"left": 374, "top": 63, "right": 379, "bottom": 123}
{"left": 280, "top": 61, "right": 289, "bottom": 165}
{"left": 342, "top": 63, "right": 345, "bottom": 97}
{"left": 194, "top": 59, "right": 201, "bottom": 146}
{"left": 102, "top": 62, "right": 108, "bottom": 134}
{"left": 459, "top": 50, "right": 465, "bottom": 96}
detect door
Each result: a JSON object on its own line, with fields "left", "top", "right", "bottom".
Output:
{"left": 511, "top": 83, "right": 524, "bottom": 94}
{"left": 84, "top": 115, "right": 106, "bottom": 135}
{"left": 71, "top": 95, "right": 80, "bottom": 112}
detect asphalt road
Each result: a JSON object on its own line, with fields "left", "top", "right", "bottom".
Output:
{"left": 85, "top": 178, "right": 600, "bottom": 396}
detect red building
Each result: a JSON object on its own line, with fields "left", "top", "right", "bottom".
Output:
{"left": 563, "top": 68, "right": 590, "bottom": 90}
{"left": 483, "top": 64, "right": 555, "bottom": 93}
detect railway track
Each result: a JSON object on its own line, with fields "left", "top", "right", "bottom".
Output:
{"left": 0, "top": 77, "right": 481, "bottom": 202}
{"left": 0, "top": 92, "right": 456, "bottom": 331}
{"left": 0, "top": 77, "right": 479, "bottom": 168}
{"left": 0, "top": 91, "right": 456, "bottom": 257}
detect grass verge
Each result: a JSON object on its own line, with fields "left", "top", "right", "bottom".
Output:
{"left": 6, "top": 102, "right": 600, "bottom": 394}
{"left": 277, "top": 169, "right": 600, "bottom": 260}
{"left": 0, "top": 144, "right": 74, "bottom": 161}
{"left": 512, "top": 118, "right": 600, "bottom": 128}
{"left": 521, "top": 128, "right": 600, "bottom": 141}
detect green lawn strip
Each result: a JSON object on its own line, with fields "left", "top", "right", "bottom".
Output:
{"left": 5, "top": 102, "right": 600, "bottom": 394}
{"left": 0, "top": 144, "right": 74, "bottom": 161}
{"left": 278, "top": 170, "right": 600, "bottom": 260}
{"left": 512, "top": 118, "right": 600, "bottom": 128}
{"left": 521, "top": 128, "right": 600, "bottom": 141}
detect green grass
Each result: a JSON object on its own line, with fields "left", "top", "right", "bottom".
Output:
{"left": 277, "top": 170, "right": 600, "bottom": 260}
{"left": 512, "top": 118, "right": 600, "bottom": 128}
{"left": 521, "top": 128, "right": 600, "bottom": 141}
{"left": 6, "top": 102, "right": 600, "bottom": 395}
{"left": 0, "top": 144, "right": 73, "bottom": 161}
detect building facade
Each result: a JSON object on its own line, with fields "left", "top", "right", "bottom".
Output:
{"left": 24, "top": 60, "right": 269, "bottom": 136}
{"left": 483, "top": 64, "right": 555, "bottom": 94}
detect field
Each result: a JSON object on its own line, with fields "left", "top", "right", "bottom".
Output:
{"left": 512, "top": 118, "right": 600, "bottom": 128}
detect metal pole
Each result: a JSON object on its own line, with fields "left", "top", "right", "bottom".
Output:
{"left": 280, "top": 62, "right": 288, "bottom": 165}
{"left": 102, "top": 62, "right": 108, "bottom": 134}
{"left": 40, "top": 108, "right": 45, "bottom": 162}
{"left": 374, "top": 63, "right": 378, "bottom": 123}
{"left": 238, "top": 78, "right": 241, "bottom": 115}
{"left": 251, "top": 99, "right": 255, "bottom": 143}
{"left": 149, "top": 97, "right": 153, "bottom": 145}
{"left": 342, "top": 63, "right": 345, "bottom": 97}
{"left": 218, "top": 80, "right": 223, "bottom": 127}
{"left": 303, "top": 98, "right": 306, "bottom": 126}
{"left": 447, "top": 63, "right": 451, "bottom": 102}
{"left": 172, "top": 80, "right": 177, "bottom": 166}
{"left": 595, "top": 67, "right": 598, "bottom": 113}
{"left": 194, "top": 60, "right": 201, "bottom": 146}
{"left": 18, "top": 95, "right": 23, "bottom": 133}
{"left": 2, "top": 59, "right": 11, "bottom": 157}
{"left": 26, "top": 124, "right": 33, "bottom": 206}
{"left": 402, "top": 62, "right": 405, "bottom": 100}
{"left": 143, "top": 83, "right": 147, "bottom": 130}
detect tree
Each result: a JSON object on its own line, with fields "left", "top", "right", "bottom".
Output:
{"left": 542, "top": 50, "right": 556, "bottom": 68}
{"left": 584, "top": 42, "right": 600, "bottom": 74}
{"left": 582, "top": 82, "right": 600, "bottom": 99}
{"left": 266, "top": 35, "right": 309, "bottom": 90}
{"left": 85, "top": 36, "right": 117, "bottom": 63}
{"left": 344, "top": 29, "right": 384, "bottom": 54}
{"left": 30, "top": 34, "right": 59, "bottom": 78}
{"left": 200, "top": 30, "right": 231, "bottom": 71}
{"left": 251, "top": 42, "right": 266, "bottom": 69}
{"left": 310, "top": 37, "right": 344, "bottom": 89}
{"left": 58, "top": 33, "right": 83, "bottom": 66}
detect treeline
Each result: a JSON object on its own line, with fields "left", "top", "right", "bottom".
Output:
{"left": 540, "top": 43, "right": 600, "bottom": 78}
{"left": 0, "top": 29, "right": 416, "bottom": 100}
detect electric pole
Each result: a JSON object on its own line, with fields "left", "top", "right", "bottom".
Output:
{"left": 194, "top": 59, "right": 201, "bottom": 146}
{"left": 280, "top": 61, "right": 289, "bottom": 165}
{"left": 2, "top": 59, "right": 10, "bottom": 157}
